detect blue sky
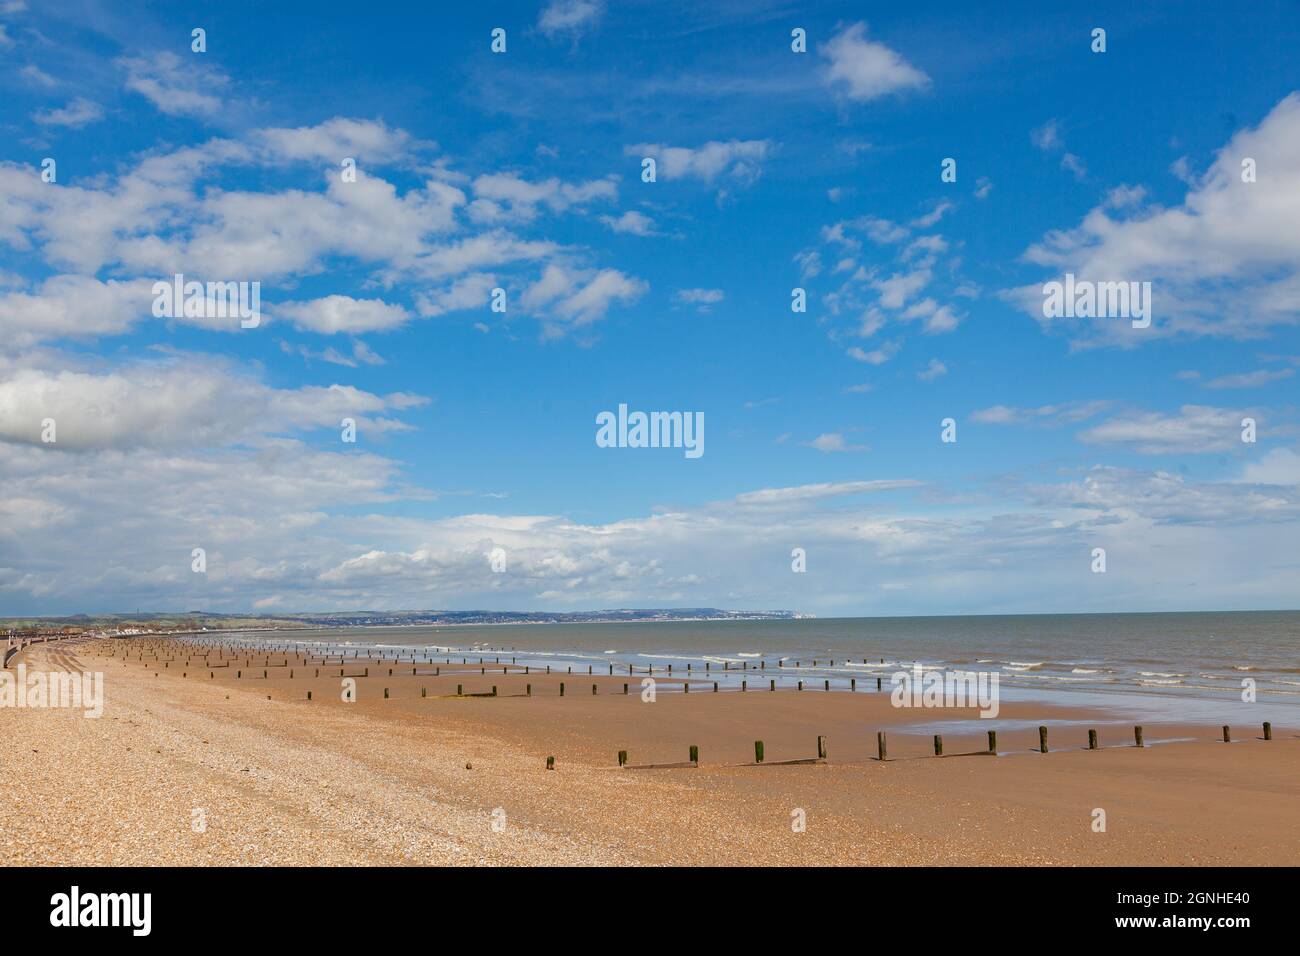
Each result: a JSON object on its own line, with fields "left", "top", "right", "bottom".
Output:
{"left": 1, "top": 0, "right": 1298, "bottom": 616}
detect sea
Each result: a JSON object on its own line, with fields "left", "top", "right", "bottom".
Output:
{"left": 213, "top": 610, "right": 1300, "bottom": 726}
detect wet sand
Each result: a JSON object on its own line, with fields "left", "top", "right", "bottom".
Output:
{"left": 2, "top": 636, "right": 1296, "bottom": 865}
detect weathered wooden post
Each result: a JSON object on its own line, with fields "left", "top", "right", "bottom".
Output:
{"left": 798, "top": 680, "right": 803, "bottom": 691}
{"left": 1264, "top": 721, "right": 1273, "bottom": 740}
{"left": 754, "top": 740, "right": 765, "bottom": 763}
{"left": 689, "top": 745, "right": 699, "bottom": 765}
{"left": 1039, "top": 726, "right": 1049, "bottom": 753}
{"left": 457, "top": 683, "right": 462, "bottom": 696}
{"left": 1088, "top": 729, "right": 1098, "bottom": 750}
{"left": 383, "top": 687, "right": 389, "bottom": 699}
{"left": 988, "top": 730, "right": 997, "bottom": 753}
{"left": 741, "top": 679, "right": 747, "bottom": 691}
{"left": 851, "top": 678, "right": 856, "bottom": 691}
{"left": 623, "top": 683, "right": 628, "bottom": 694}
{"left": 713, "top": 682, "right": 718, "bottom": 692}
{"left": 824, "top": 679, "right": 829, "bottom": 691}
{"left": 877, "top": 732, "right": 887, "bottom": 761}
{"left": 592, "top": 683, "right": 597, "bottom": 695}
{"left": 934, "top": 735, "right": 943, "bottom": 756}
{"left": 526, "top": 683, "right": 532, "bottom": 696}
{"left": 560, "top": 682, "right": 565, "bottom": 697}
{"left": 683, "top": 682, "right": 689, "bottom": 694}
{"left": 770, "top": 679, "right": 776, "bottom": 691}
{"left": 1135, "top": 725, "right": 1144, "bottom": 747}
{"left": 421, "top": 686, "right": 427, "bottom": 698}
{"left": 817, "top": 736, "right": 827, "bottom": 760}
{"left": 1222, "top": 725, "right": 1231, "bottom": 743}
{"left": 307, "top": 691, "right": 312, "bottom": 701}
{"left": 876, "top": 677, "right": 882, "bottom": 691}
{"left": 618, "top": 750, "right": 627, "bottom": 767}
{"left": 546, "top": 756, "right": 555, "bottom": 770}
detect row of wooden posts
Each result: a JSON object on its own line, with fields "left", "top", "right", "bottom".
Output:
{"left": 101, "top": 640, "right": 898, "bottom": 676}
{"left": 611, "top": 721, "right": 1278, "bottom": 770}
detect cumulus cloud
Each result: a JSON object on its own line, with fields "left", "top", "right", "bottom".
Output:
{"left": 1013, "top": 93, "right": 1300, "bottom": 343}
{"left": 0, "top": 275, "right": 153, "bottom": 349}
{"left": 624, "top": 140, "right": 771, "bottom": 184}
{"left": 538, "top": 0, "right": 603, "bottom": 37}
{"left": 522, "top": 262, "right": 647, "bottom": 332}
{"left": 807, "top": 432, "right": 867, "bottom": 453}
{"left": 5, "top": 450, "right": 1294, "bottom": 614}
{"left": 971, "top": 400, "right": 1113, "bottom": 426}
{"left": 917, "top": 358, "right": 947, "bottom": 381}
{"left": 1078, "top": 405, "right": 1254, "bottom": 454}
{"left": 599, "top": 210, "right": 657, "bottom": 235}
{"left": 469, "top": 172, "right": 617, "bottom": 223}
{"left": 0, "top": 359, "right": 426, "bottom": 449}
{"left": 1202, "top": 368, "right": 1294, "bottom": 389}
{"left": 32, "top": 97, "right": 103, "bottom": 128}
{"left": 672, "top": 288, "right": 724, "bottom": 312}
{"left": 823, "top": 22, "right": 929, "bottom": 102}
{"left": 256, "top": 117, "right": 416, "bottom": 166}
{"left": 119, "top": 51, "right": 228, "bottom": 117}
{"left": 273, "top": 295, "right": 413, "bottom": 335}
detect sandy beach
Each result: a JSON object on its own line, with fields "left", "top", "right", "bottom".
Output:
{"left": 2, "top": 636, "right": 1296, "bottom": 866}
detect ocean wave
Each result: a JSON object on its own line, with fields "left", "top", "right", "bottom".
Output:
{"left": 1139, "top": 671, "right": 1184, "bottom": 678}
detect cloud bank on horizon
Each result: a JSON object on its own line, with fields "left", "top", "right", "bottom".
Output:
{"left": 1, "top": 0, "right": 1298, "bottom": 617}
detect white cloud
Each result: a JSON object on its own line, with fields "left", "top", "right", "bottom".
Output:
{"left": 917, "top": 358, "right": 947, "bottom": 381}
{"left": 32, "top": 97, "right": 104, "bottom": 128}
{"left": 1202, "top": 368, "right": 1294, "bottom": 389}
{"left": 522, "top": 262, "right": 647, "bottom": 331}
{"left": 624, "top": 140, "right": 772, "bottom": 184}
{"left": 1016, "top": 93, "right": 1300, "bottom": 343}
{"left": 0, "top": 275, "right": 153, "bottom": 349}
{"left": 822, "top": 22, "right": 929, "bottom": 102}
{"left": 847, "top": 341, "right": 899, "bottom": 365}
{"left": 1239, "top": 447, "right": 1300, "bottom": 485}
{"left": 20, "top": 64, "right": 57, "bottom": 88}
{"left": 599, "top": 210, "right": 657, "bottom": 236}
{"left": 0, "top": 359, "right": 425, "bottom": 449}
{"left": 1078, "top": 405, "right": 1253, "bottom": 454}
{"left": 971, "top": 400, "right": 1113, "bottom": 426}
{"left": 807, "top": 432, "right": 866, "bottom": 453}
{"left": 119, "top": 51, "right": 228, "bottom": 117}
{"left": 274, "top": 296, "right": 412, "bottom": 335}
{"left": 538, "top": 0, "right": 604, "bottom": 37}
{"left": 1031, "top": 120, "right": 1061, "bottom": 151}
{"left": 470, "top": 172, "right": 616, "bottom": 222}
{"left": 256, "top": 118, "right": 415, "bottom": 166}
{"left": 672, "top": 288, "right": 724, "bottom": 312}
